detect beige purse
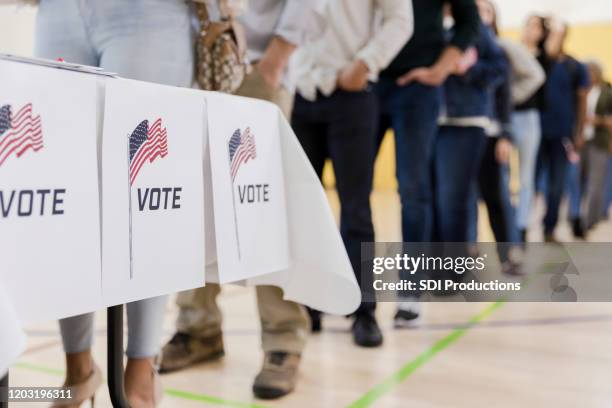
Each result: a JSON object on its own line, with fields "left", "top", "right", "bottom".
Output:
{"left": 194, "top": 0, "right": 249, "bottom": 93}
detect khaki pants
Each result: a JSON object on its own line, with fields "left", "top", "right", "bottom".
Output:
{"left": 175, "top": 69, "right": 309, "bottom": 353}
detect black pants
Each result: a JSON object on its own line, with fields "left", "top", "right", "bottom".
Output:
{"left": 477, "top": 137, "right": 518, "bottom": 262}
{"left": 292, "top": 90, "right": 378, "bottom": 314}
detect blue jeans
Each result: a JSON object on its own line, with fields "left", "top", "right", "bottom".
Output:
{"left": 435, "top": 126, "right": 487, "bottom": 242}
{"left": 511, "top": 109, "right": 541, "bottom": 231}
{"left": 375, "top": 79, "right": 442, "bottom": 243}
{"left": 292, "top": 90, "right": 377, "bottom": 313}
{"left": 566, "top": 161, "right": 583, "bottom": 220}
{"left": 36, "top": 0, "right": 194, "bottom": 358}
{"left": 537, "top": 137, "right": 569, "bottom": 235}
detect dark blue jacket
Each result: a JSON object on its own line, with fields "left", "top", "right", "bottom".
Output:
{"left": 442, "top": 24, "right": 508, "bottom": 119}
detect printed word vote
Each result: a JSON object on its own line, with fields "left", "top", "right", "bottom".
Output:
{"left": 137, "top": 187, "right": 182, "bottom": 211}
{"left": 237, "top": 184, "right": 270, "bottom": 204}
{"left": 0, "top": 189, "right": 66, "bottom": 217}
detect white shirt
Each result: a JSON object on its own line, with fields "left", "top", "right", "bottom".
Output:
{"left": 585, "top": 85, "right": 602, "bottom": 141}
{"left": 292, "top": 0, "right": 414, "bottom": 101}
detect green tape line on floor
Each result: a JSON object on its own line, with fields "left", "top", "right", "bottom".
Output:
{"left": 347, "top": 301, "right": 506, "bottom": 408}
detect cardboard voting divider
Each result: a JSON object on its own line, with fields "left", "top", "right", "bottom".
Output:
{"left": 101, "top": 78, "right": 206, "bottom": 306}
{"left": 0, "top": 59, "right": 103, "bottom": 324}
{"left": 205, "top": 92, "right": 290, "bottom": 283}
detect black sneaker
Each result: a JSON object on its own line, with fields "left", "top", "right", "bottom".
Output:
{"left": 352, "top": 313, "right": 383, "bottom": 348}
{"left": 394, "top": 302, "right": 421, "bottom": 328}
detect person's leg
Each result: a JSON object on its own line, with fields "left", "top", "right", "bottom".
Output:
{"left": 389, "top": 83, "right": 441, "bottom": 243}
{"left": 512, "top": 110, "right": 541, "bottom": 240}
{"left": 160, "top": 284, "right": 225, "bottom": 373}
{"left": 35, "top": 2, "right": 101, "bottom": 403}
{"left": 543, "top": 138, "right": 569, "bottom": 239}
{"left": 478, "top": 138, "right": 521, "bottom": 267}
{"left": 291, "top": 93, "right": 329, "bottom": 332}
{"left": 605, "top": 156, "right": 612, "bottom": 218}
{"left": 435, "top": 127, "right": 487, "bottom": 242}
{"left": 234, "top": 70, "right": 308, "bottom": 398}
{"left": 323, "top": 90, "right": 380, "bottom": 345}
{"left": 583, "top": 146, "right": 609, "bottom": 230}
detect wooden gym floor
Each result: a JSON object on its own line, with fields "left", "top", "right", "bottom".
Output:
{"left": 10, "top": 189, "right": 612, "bottom": 407}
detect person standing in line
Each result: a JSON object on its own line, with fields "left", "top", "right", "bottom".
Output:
{"left": 33, "top": 0, "right": 196, "bottom": 406}
{"left": 536, "top": 19, "right": 590, "bottom": 243}
{"left": 434, "top": 11, "right": 508, "bottom": 245}
{"left": 160, "top": 0, "right": 322, "bottom": 400}
{"left": 374, "top": 0, "right": 480, "bottom": 326}
{"left": 472, "top": 0, "right": 544, "bottom": 275}
{"left": 581, "top": 60, "right": 612, "bottom": 232}
{"left": 512, "top": 15, "right": 551, "bottom": 243}
{"left": 291, "top": 0, "right": 414, "bottom": 346}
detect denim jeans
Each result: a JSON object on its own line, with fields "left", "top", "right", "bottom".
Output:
{"left": 536, "top": 137, "right": 569, "bottom": 235}
{"left": 36, "top": 0, "right": 194, "bottom": 358}
{"left": 511, "top": 109, "right": 541, "bottom": 231}
{"left": 292, "top": 90, "right": 377, "bottom": 313}
{"left": 435, "top": 126, "right": 487, "bottom": 242}
{"left": 375, "top": 79, "right": 442, "bottom": 243}
{"left": 566, "top": 161, "right": 583, "bottom": 220}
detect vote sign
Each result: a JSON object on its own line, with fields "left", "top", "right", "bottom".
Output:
{"left": 0, "top": 59, "right": 103, "bottom": 324}
{"left": 101, "top": 79, "right": 206, "bottom": 305}
{"left": 206, "top": 92, "right": 290, "bottom": 283}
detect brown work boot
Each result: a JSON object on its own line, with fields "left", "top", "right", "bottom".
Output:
{"left": 158, "top": 332, "right": 224, "bottom": 374}
{"left": 252, "top": 352, "right": 301, "bottom": 399}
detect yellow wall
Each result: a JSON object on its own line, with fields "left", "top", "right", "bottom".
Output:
{"left": 323, "top": 22, "right": 612, "bottom": 191}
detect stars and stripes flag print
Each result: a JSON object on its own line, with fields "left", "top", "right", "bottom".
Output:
{"left": 228, "top": 127, "right": 256, "bottom": 182}
{"left": 0, "top": 103, "right": 43, "bottom": 167}
{"left": 128, "top": 118, "right": 168, "bottom": 185}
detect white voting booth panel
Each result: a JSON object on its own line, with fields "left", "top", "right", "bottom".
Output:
{"left": 0, "top": 60, "right": 103, "bottom": 324}
{"left": 101, "top": 79, "right": 206, "bottom": 306}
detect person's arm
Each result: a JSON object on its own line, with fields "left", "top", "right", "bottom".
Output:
{"left": 574, "top": 63, "right": 591, "bottom": 149}
{"left": 257, "top": 36, "right": 296, "bottom": 89}
{"left": 257, "top": 0, "right": 321, "bottom": 89}
{"left": 397, "top": 0, "right": 480, "bottom": 86}
{"left": 500, "top": 39, "right": 546, "bottom": 105}
{"left": 339, "top": 0, "right": 414, "bottom": 91}
{"left": 460, "top": 28, "right": 508, "bottom": 90}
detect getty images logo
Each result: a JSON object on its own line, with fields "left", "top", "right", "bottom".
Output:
{"left": 0, "top": 103, "right": 66, "bottom": 218}
{"left": 128, "top": 118, "right": 181, "bottom": 211}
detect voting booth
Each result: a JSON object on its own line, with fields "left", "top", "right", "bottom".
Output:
{"left": 0, "top": 55, "right": 361, "bottom": 381}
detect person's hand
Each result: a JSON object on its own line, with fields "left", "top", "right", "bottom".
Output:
{"left": 257, "top": 36, "right": 296, "bottom": 90}
{"left": 337, "top": 60, "right": 370, "bottom": 92}
{"left": 396, "top": 65, "right": 448, "bottom": 87}
{"left": 256, "top": 58, "right": 284, "bottom": 90}
{"left": 574, "top": 133, "right": 585, "bottom": 151}
{"left": 495, "top": 138, "right": 512, "bottom": 164}
{"left": 453, "top": 47, "right": 478, "bottom": 76}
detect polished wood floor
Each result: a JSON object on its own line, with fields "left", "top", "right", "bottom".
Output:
{"left": 11, "top": 190, "right": 612, "bottom": 407}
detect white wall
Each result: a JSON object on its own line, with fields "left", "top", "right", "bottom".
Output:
{"left": 492, "top": 0, "right": 611, "bottom": 28}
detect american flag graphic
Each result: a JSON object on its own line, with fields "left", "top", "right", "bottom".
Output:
{"left": 0, "top": 103, "right": 43, "bottom": 167}
{"left": 128, "top": 118, "right": 168, "bottom": 185}
{"left": 228, "top": 127, "right": 256, "bottom": 182}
